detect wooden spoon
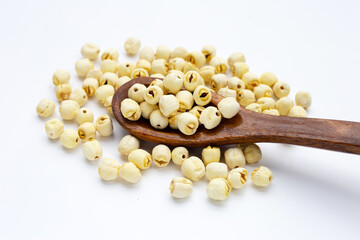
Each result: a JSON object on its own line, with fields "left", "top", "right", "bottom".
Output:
{"left": 112, "top": 77, "right": 360, "bottom": 154}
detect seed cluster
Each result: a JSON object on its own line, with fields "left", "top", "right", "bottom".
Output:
{"left": 119, "top": 49, "right": 311, "bottom": 135}
{"left": 36, "top": 38, "right": 313, "bottom": 201}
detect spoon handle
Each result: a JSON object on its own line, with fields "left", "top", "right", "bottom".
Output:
{"left": 248, "top": 114, "right": 360, "bottom": 154}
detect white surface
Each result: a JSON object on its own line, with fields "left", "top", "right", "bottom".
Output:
{"left": 1, "top": 0, "right": 360, "bottom": 239}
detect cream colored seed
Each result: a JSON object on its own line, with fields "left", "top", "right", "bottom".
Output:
{"left": 140, "top": 101, "right": 158, "bottom": 119}
{"left": 243, "top": 144, "right": 262, "bottom": 163}
{"left": 36, "top": 99, "right": 56, "bottom": 118}
{"left": 144, "top": 86, "right": 163, "bottom": 105}
{"left": 130, "top": 68, "right": 149, "bottom": 79}
{"left": 257, "top": 97, "right": 276, "bottom": 111}
{"left": 169, "top": 177, "right": 193, "bottom": 198}
{"left": 228, "top": 52, "right": 246, "bottom": 67}
{"left": 176, "top": 90, "right": 194, "bottom": 112}
{"left": 218, "top": 88, "right": 237, "bottom": 99}
{"left": 118, "top": 135, "right": 140, "bottom": 156}
{"left": 263, "top": 109, "right": 280, "bottom": 116}
{"left": 59, "top": 100, "right": 80, "bottom": 120}
{"left": 169, "top": 57, "right": 186, "bottom": 71}
{"left": 150, "top": 109, "right": 168, "bottom": 129}
{"left": 98, "top": 158, "right": 121, "bottom": 181}
{"left": 251, "top": 166, "right": 273, "bottom": 187}
{"left": 245, "top": 103, "right": 262, "bottom": 113}
{"left": 225, "top": 147, "right": 246, "bottom": 169}
{"left": 206, "top": 162, "right": 228, "bottom": 180}
{"left": 100, "top": 72, "right": 118, "bottom": 87}
{"left": 60, "top": 129, "right": 80, "bottom": 149}
{"left": 86, "top": 69, "right": 103, "bottom": 81}
{"left": 56, "top": 84, "right": 72, "bottom": 101}
{"left": 119, "top": 162, "right": 141, "bottom": 184}
{"left": 101, "top": 48, "right": 119, "bottom": 61}
{"left": 183, "top": 62, "right": 199, "bottom": 73}
{"left": 207, "top": 178, "right": 232, "bottom": 201}
{"left": 228, "top": 77, "right": 245, "bottom": 92}
{"left": 118, "top": 62, "right": 135, "bottom": 77}
{"left": 210, "top": 56, "right": 228, "bottom": 74}
{"left": 139, "top": 46, "right": 155, "bottom": 62}
{"left": 169, "top": 112, "right": 181, "bottom": 129}
{"left": 104, "top": 96, "right": 113, "bottom": 114}
{"left": 202, "top": 146, "right": 221, "bottom": 166}
{"left": 163, "top": 72, "right": 183, "bottom": 94}
{"left": 178, "top": 112, "right": 199, "bottom": 135}
{"left": 76, "top": 108, "right": 94, "bottom": 125}
{"left": 96, "top": 114, "right": 113, "bottom": 136}
{"left": 183, "top": 71, "right": 204, "bottom": 92}
{"left": 101, "top": 59, "right": 118, "bottom": 73}
{"left": 273, "top": 81, "right": 291, "bottom": 98}
{"left": 69, "top": 88, "right": 88, "bottom": 107}
{"left": 169, "top": 69, "right": 185, "bottom": 79}
{"left": 152, "top": 144, "right": 171, "bottom": 167}
{"left": 171, "top": 46, "right": 188, "bottom": 59}
{"left": 120, "top": 98, "right": 141, "bottom": 121}
{"left": 181, "top": 156, "right": 205, "bottom": 181}
{"left": 254, "top": 84, "right": 273, "bottom": 99}
{"left": 124, "top": 37, "right": 141, "bottom": 55}
{"left": 199, "top": 65, "right": 216, "bottom": 83}
{"left": 82, "top": 78, "right": 99, "bottom": 96}
{"left": 78, "top": 122, "right": 96, "bottom": 142}
{"left": 128, "top": 83, "right": 146, "bottom": 103}
{"left": 135, "top": 59, "right": 151, "bottom": 72}
{"left": 232, "top": 62, "right": 249, "bottom": 79}
{"left": 295, "top": 91, "right": 312, "bottom": 109}
{"left": 237, "top": 89, "right": 255, "bottom": 107}
{"left": 189, "top": 106, "right": 205, "bottom": 120}
{"left": 218, "top": 97, "right": 240, "bottom": 119}
{"left": 150, "top": 73, "right": 165, "bottom": 79}
{"left": 75, "top": 58, "right": 94, "bottom": 77}
{"left": 171, "top": 147, "right": 189, "bottom": 165}
{"left": 95, "top": 85, "right": 115, "bottom": 104}
{"left": 156, "top": 45, "right": 171, "bottom": 61}
{"left": 242, "top": 72, "right": 260, "bottom": 90}
{"left": 202, "top": 44, "right": 216, "bottom": 62}
{"left": 172, "top": 68, "right": 188, "bottom": 78}
{"left": 260, "top": 72, "right": 278, "bottom": 87}
{"left": 81, "top": 43, "right": 100, "bottom": 60}
{"left": 167, "top": 70, "right": 185, "bottom": 79}
{"left": 185, "top": 51, "right": 206, "bottom": 68}
{"left": 128, "top": 149, "right": 152, "bottom": 169}
{"left": 288, "top": 106, "right": 307, "bottom": 118}
{"left": 151, "top": 59, "right": 168, "bottom": 75}
{"left": 115, "top": 76, "right": 131, "bottom": 90}
{"left": 199, "top": 106, "right": 222, "bottom": 130}
{"left": 45, "top": 118, "right": 64, "bottom": 139}
{"left": 211, "top": 74, "right": 228, "bottom": 92}
{"left": 159, "top": 95, "right": 180, "bottom": 117}
{"left": 183, "top": 63, "right": 200, "bottom": 74}
{"left": 276, "top": 97, "right": 293, "bottom": 116}
{"left": 82, "top": 139, "right": 102, "bottom": 161}
{"left": 53, "top": 69, "right": 70, "bottom": 86}
{"left": 226, "top": 168, "right": 248, "bottom": 189}
{"left": 193, "top": 85, "right": 211, "bottom": 106}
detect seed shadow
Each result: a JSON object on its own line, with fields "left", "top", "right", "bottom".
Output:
{"left": 99, "top": 177, "right": 138, "bottom": 189}
{"left": 170, "top": 196, "right": 192, "bottom": 203}
{"left": 207, "top": 197, "right": 227, "bottom": 207}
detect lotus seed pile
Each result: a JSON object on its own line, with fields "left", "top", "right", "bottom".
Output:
{"left": 37, "top": 39, "right": 313, "bottom": 201}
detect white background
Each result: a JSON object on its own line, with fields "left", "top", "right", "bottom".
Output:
{"left": 1, "top": 0, "right": 360, "bottom": 239}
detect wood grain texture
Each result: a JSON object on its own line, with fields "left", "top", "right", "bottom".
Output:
{"left": 112, "top": 77, "right": 360, "bottom": 154}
